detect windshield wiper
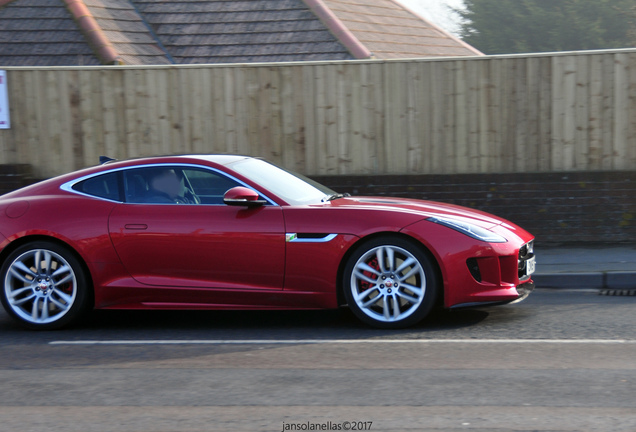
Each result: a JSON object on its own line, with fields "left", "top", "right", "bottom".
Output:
{"left": 323, "top": 193, "right": 350, "bottom": 202}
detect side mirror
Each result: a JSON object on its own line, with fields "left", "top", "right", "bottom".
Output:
{"left": 223, "top": 187, "right": 267, "bottom": 207}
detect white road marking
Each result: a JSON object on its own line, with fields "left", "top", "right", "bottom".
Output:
{"left": 49, "top": 338, "right": 636, "bottom": 345}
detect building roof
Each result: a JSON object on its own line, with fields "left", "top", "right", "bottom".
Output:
{"left": 82, "top": 0, "right": 172, "bottom": 65}
{"left": 131, "top": 0, "right": 353, "bottom": 64}
{"left": 323, "top": 0, "right": 483, "bottom": 58}
{"left": 0, "top": 0, "right": 481, "bottom": 66}
{"left": 0, "top": 0, "right": 101, "bottom": 66}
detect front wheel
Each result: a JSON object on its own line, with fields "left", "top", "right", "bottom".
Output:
{"left": 0, "top": 241, "right": 91, "bottom": 330}
{"left": 343, "top": 236, "right": 439, "bottom": 329}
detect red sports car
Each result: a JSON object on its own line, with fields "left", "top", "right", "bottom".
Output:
{"left": 0, "top": 155, "right": 535, "bottom": 330}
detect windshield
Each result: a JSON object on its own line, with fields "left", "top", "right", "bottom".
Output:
{"left": 229, "top": 158, "right": 336, "bottom": 205}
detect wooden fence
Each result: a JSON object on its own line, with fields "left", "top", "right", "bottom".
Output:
{"left": 1, "top": 48, "right": 636, "bottom": 178}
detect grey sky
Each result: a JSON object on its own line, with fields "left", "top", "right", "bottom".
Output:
{"left": 395, "top": 0, "right": 465, "bottom": 35}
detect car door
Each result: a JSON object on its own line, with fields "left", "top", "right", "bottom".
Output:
{"left": 108, "top": 165, "right": 285, "bottom": 290}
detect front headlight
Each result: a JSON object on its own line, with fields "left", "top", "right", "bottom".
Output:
{"left": 428, "top": 216, "right": 507, "bottom": 243}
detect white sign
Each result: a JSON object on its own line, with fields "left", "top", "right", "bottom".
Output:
{"left": 0, "top": 70, "right": 10, "bottom": 129}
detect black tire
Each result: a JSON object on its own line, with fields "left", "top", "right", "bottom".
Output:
{"left": 0, "top": 241, "right": 91, "bottom": 330}
{"left": 343, "top": 236, "right": 439, "bottom": 329}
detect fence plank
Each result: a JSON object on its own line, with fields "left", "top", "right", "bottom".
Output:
{"left": 537, "top": 57, "right": 552, "bottom": 171}
{"left": 369, "top": 63, "right": 384, "bottom": 174}
{"left": 562, "top": 55, "right": 578, "bottom": 170}
{"left": 67, "top": 70, "right": 84, "bottom": 172}
{"left": 454, "top": 60, "right": 468, "bottom": 173}
{"left": 429, "top": 61, "right": 445, "bottom": 174}
{"left": 613, "top": 53, "right": 630, "bottom": 170}
{"left": 406, "top": 62, "right": 422, "bottom": 173}
{"left": 477, "top": 59, "right": 490, "bottom": 173}
{"left": 574, "top": 55, "right": 589, "bottom": 170}
{"left": 524, "top": 57, "right": 539, "bottom": 172}
{"left": 243, "top": 67, "right": 261, "bottom": 160}
{"left": 629, "top": 54, "right": 636, "bottom": 168}
{"left": 337, "top": 64, "right": 353, "bottom": 174}
{"left": 551, "top": 56, "right": 565, "bottom": 171}
{"left": 488, "top": 59, "right": 502, "bottom": 172}
{"left": 122, "top": 69, "right": 139, "bottom": 158}
{"left": 513, "top": 58, "right": 527, "bottom": 172}
{"left": 8, "top": 71, "right": 25, "bottom": 165}
{"left": 498, "top": 59, "right": 512, "bottom": 172}
{"left": 46, "top": 71, "right": 64, "bottom": 174}
{"left": 154, "top": 68, "right": 172, "bottom": 155}
{"left": 601, "top": 54, "right": 615, "bottom": 170}
{"left": 301, "top": 65, "right": 316, "bottom": 175}
{"left": 280, "top": 66, "right": 296, "bottom": 170}
{"left": 234, "top": 66, "right": 250, "bottom": 156}
{"left": 323, "top": 65, "right": 338, "bottom": 174}
{"left": 190, "top": 68, "right": 206, "bottom": 154}
{"left": 385, "top": 61, "right": 409, "bottom": 174}
{"left": 268, "top": 67, "right": 283, "bottom": 165}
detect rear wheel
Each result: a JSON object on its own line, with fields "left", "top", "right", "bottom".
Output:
{"left": 0, "top": 241, "right": 91, "bottom": 330}
{"left": 343, "top": 236, "right": 438, "bottom": 329}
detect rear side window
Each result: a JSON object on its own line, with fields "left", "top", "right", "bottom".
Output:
{"left": 73, "top": 172, "right": 121, "bottom": 202}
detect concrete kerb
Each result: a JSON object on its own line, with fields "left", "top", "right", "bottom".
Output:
{"left": 533, "top": 272, "right": 636, "bottom": 290}
{"left": 532, "top": 246, "right": 636, "bottom": 291}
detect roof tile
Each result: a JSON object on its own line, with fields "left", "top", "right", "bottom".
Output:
{"left": 162, "top": 30, "right": 339, "bottom": 47}
{"left": 153, "top": 20, "right": 329, "bottom": 36}
{"left": 178, "top": 52, "right": 353, "bottom": 64}
{"left": 101, "top": 30, "right": 158, "bottom": 44}
{"left": 1, "top": 6, "right": 68, "bottom": 18}
{"left": 138, "top": 10, "right": 318, "bottom": 24}
{"left": 93, "top": 18, "right": 150, "bottom": 32}
{"left": 0, "top": 55, "right": 101, "bottom": 66}
{"left": 136, "top": 0, "right": 306, "bottom": 14}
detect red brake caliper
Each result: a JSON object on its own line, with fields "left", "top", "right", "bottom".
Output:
{"left": 360, "top": 257, "right": 380, "bottom": 290}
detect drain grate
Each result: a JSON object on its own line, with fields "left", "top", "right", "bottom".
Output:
{"left": 599, "top": 289, "right": 636, "bottom": 296}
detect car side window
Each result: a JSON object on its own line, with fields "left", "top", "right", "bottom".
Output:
{"left": 73, "top": 172, "right": 121, "bottom": 202}
{"left": 181, "top": 168, "right": 241, "bottom": 205}
{"left": 123, "top": 166, "right": 242, "bottom": 205}
{"left": 124, "top": 167, "right": 188, "bottom": 204}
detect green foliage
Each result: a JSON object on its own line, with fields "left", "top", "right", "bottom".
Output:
{"left": 457, "top": 0, "right": 636, "bottom": 54}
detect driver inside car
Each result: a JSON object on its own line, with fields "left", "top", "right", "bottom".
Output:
{"left": 143, "top": 168, "right": 195, "bottom": 204}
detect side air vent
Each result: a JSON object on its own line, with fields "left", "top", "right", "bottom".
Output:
{"left": 466, "top": 258, "right": 482, "bottom": 282}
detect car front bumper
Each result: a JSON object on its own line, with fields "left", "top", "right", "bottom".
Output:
{"left": 401, "top": 219, "right": 536, "bottom": 309}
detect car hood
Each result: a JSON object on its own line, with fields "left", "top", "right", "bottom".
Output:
{"left": 328, "top": 196, "right": 509, "bottom": 229}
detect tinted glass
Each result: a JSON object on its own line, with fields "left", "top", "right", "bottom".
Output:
{"left": 73, "top": 172, "right": 121, "bottom": 201}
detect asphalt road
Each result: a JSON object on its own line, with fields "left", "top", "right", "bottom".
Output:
{"left": 1, "top": 288, "right": 635, "bottom": 432}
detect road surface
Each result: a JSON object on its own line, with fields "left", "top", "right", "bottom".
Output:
{"left": 1, "top": 289, "right": 635, "bottom": 431}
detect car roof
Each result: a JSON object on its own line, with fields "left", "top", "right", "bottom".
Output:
{"left": 100, "top": 154, "right": 251, "bottom": 168}
{"left": 177, "top": 154, "right": 252, "bottom": 165}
